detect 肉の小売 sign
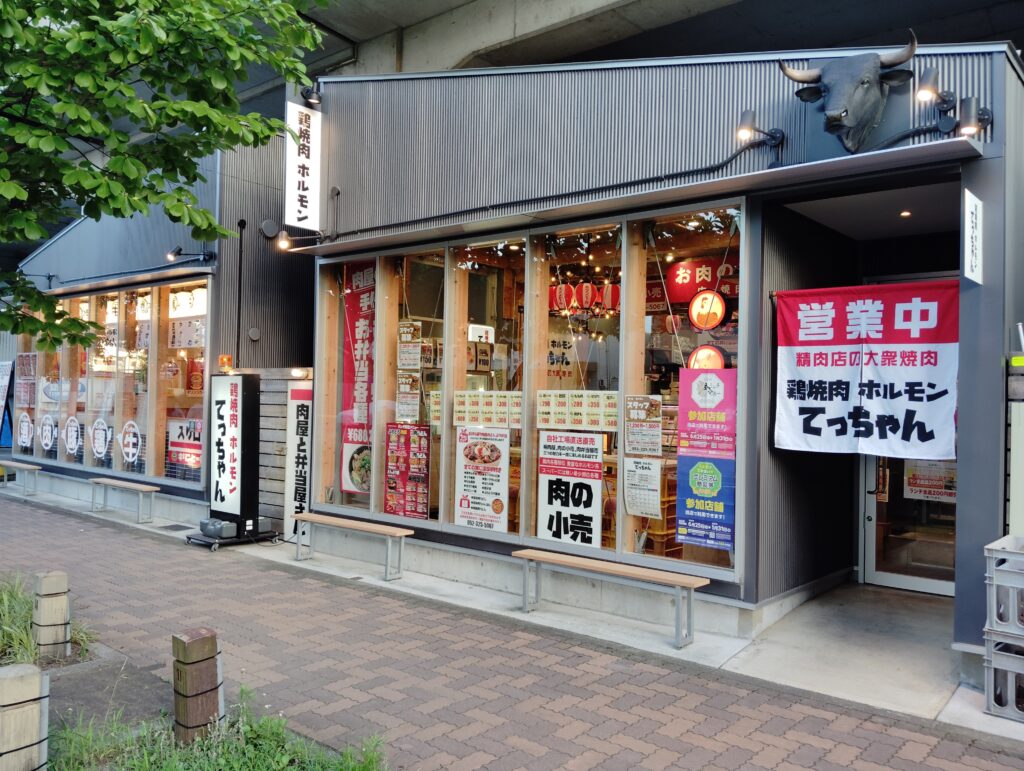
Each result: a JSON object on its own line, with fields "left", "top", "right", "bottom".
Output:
{"left": 537, "top": 430, "right": 602, "bottom": 548}
{"left": 774, "top": 280, "right": 958, "bottom": 460}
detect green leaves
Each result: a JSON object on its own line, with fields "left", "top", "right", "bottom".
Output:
{"left": 0, "top": 0, "right": 323, "bottom": 344}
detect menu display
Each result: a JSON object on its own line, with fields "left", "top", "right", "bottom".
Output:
{"left": 455, "top": 426, "right": 511, "bottom": 532}
{"left": 452, "top": 390, "right": 523, "bottom": 428}
{"left": 536, "top": 390, "right": 618, "bottom": 432}
{"left": 383, "top": 423, "right": 430, "bottom": 519}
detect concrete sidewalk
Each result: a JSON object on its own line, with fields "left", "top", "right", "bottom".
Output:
{"left": 3, "top": 496, "right": 1024, "bottom": 770}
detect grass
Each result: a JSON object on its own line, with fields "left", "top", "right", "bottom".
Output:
{"left": 50, "top": 689, "right": 387, "bottom": 770}
{"left": 0, "top": 573, "right": 96, "bottom": 665}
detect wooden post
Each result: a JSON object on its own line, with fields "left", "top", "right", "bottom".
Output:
{"left": 0, "top": 664, "right": 49, "bottom": 771}
{"left": 32, "top": 571, "right": 70, "bottom": 661}
{"left": 171, "top": 627, "right": 224, "bottom": 744}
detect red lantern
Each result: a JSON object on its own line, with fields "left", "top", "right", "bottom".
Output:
{"left": 552, "top": 283, "right": 575, "bottom": 311}
{"left": 575, "top": 282, "right": 599, "bottom": 310}
{"left": 548, "top": 285, "right": 557, "bottom": 311}
{"left": 664, "top": 314, "right": 681, "bottom": 334}
{"left": 600, "top": 283, "right": 621, "bottom": 311}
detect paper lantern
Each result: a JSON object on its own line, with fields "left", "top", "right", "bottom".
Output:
{"left": 688, "top": 290, "right": 726, "bottom": 331}
{"left": 548, "top": 285, "right": 557, "bottom": 310}
{"left": 575, "top": 282, "right": 599, "bottom": 310}
{"left": 552, "top": 283, "right": 575, "bottom": 311}
{"left": 600, "top": 283, "right": 620, "bottom": 311}
{"left": 688, "top": 345, "right": 725, "bottom": 369}
{"left": 664, "top": 314, "right": 681, "bottom": 334}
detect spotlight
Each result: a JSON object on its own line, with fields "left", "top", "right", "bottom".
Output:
{"left": 276, "top": 230, "right": 292, "bottom": 250}
{"left": 916, "top": 67, "right": 938, "bottom": 102}
{"left": 737, "top": 109, "right": 756, "bottom": 141}
{"left": 165, "top": 246, "right": 183, "bottom": 262}
{"left": 958, "top": 96, "right": 992, "bottom": 136}
{"left": 300, "top": 85, "right": 321, "bottom": 106}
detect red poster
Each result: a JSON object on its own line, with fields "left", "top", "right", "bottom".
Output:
{"left": 663, "top": 255, "right": 739, "bottom": 304}
{"left": 340, "top": 261, "right": 376, "bottom": 494}
{"left": 384, "top": 423, "right": 430, "bottom": 519}
{"left": 677, "top": 369, "right": 737, "bottom": 460}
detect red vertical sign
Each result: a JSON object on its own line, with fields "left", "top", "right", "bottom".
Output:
{"left": 340, "top": 261, "right": 376, "bottom": 494}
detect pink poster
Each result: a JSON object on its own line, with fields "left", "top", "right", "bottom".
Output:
{"left": 677, "top": 368, "right": 737, "bottom": 460}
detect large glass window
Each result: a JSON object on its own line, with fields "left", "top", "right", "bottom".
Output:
{"left": 14, "top": 279, "right": 208, "bottom": 485}
{"left": 449, "top": 239, "right": 525, "bottom": 534}
{"left": 530, "top": 224, "right": 622, "bottom": 551}
{"left": 624, "top": 207, "right": 740, "bottom": 569}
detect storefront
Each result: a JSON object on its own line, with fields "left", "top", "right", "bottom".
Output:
{"left": 296, "top": 40, "right": 1022, "bottom": 677}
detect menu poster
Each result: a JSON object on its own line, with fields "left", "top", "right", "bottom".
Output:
{"left": 509, "top": 393, "right": 523, "bottom": 428}
{"left": 383, "top": 423, "right": 430, "bottom": 519}
{"left": 677, "top": 369, "right": 737, "bottom": 460}
{"left": 420, "top": 341, "right": 435, "bottom": 369}
{"left": 397, "top": 321, "right": 422, "bottom": 370}
{"left": 551, "top": 391, "right": 569, "bottom": 428}
{"left": 475, "top": 343, "right": 492, "bottom": 372}
{"left": 15, "top": 353, "right": 36, "bottom": 381}
{"left": 585, "top": 391, "right": 603, "bottom": 431}
{"left": 396, "top": 372, "right": 421, "bottom": 423}
{"left": 466, "top": 390, "right": 482, "bottom": 425}
{"left": 537, "top": 430, "right": 602, "bottom": 548}
{"left": 624, "top": 395, "right": 663, "bottom": 457}
{"left": 623, "top": 457, "right": 663, "bottom": 520}
{"left": 904, "top": 459, "right": 956, "bottom": 503}
{"left": 455, "top": 426, "right": 511, "bottom": 532}
{"left": 568, "top": 390, "right": 586, "bottom": 430}
{"left": 603, "top": 392, "right": 618, "bottom": 432}
{"left": 493, "top": 392, "right": 510, "bottom": 428}
{"left": 429, "top": 390, "right": 442, "bottom": 427}
{"left": 536, "top": 391, "right": 553, "bottom": 428}
{"left": 453, "top": 391, "right": 468, "bottom": 424}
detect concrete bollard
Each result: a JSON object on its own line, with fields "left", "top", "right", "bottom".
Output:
{"left": 0, "top": 664, "right": 49, "bottom": 771}
{"left": 32, "top": 571, "right": 70, "bottom": 660}
{"left": 171, "top": 627, "right": 224, "bottom": 744}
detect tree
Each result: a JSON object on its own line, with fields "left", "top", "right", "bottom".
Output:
{"left": 0, "top": 0, "right": 322, "bottom": 347}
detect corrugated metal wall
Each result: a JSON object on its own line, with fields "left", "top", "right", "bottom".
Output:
{"left": 756, "top": 205, "right": 861, "bottom": 599}
{"left": 213, "top": 138, "right": 315, "bottom": 368}
{"left": 322, "top": 49, "right": 996, "bottom": 242}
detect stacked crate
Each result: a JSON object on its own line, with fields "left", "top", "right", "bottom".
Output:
{"left": 985, "top": 535, "right": 1024, "bottom": 721}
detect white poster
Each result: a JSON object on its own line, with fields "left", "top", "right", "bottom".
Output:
{"left": 454, "top": 426, "right": 510, "bottom": 532}
{"left": 284, "top": 383, "right": 313, "bottom": 536}
{"left": 904, "top": 459, "right": 956, "bottom": 503}
{"left": 537, "top": 430, "right": 602, "bottom": 548}
{"left": 210, "top": 375, "right": 242, "bottom": 516}
{"left": 167, "top": 419, "right": 203, "bottom": 468}
{"left": 624, "top": 395, "right": 662, "bottom": 457}
{"left": 775, "top": 281, "right": 959, "bottom": 460}
{"left": 284, "top": 101, "right": 321, "bottom": 231}
{"left": 623, "top": 457, "right": 663, "bottom": 520}
{"left": 396, "top": 372, "right": 420, "bottom": 423}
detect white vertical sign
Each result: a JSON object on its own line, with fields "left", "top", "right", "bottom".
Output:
{"left": 283, "top": 383, "right": 313, "bottom": 537}
{"left": 284, "top": 101, "right": 321, "bottom": 231}
{"left": 963, "top": 188, "right": 983, "bottom": 285}
{"left": 210, "top": 375, "right": 242, "bottom": 516}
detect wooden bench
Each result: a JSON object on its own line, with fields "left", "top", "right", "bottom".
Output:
{"left": 294, "top": 513, "right": 415, "bottom": 581}
{"left": 90, "top": 478, "right": 159, "bottom": 524}
{"left": 0, "top": 460, "right": 41, "bottom": 495}
{"left": 512, "top": 548, "right": 710, "bottom": 649}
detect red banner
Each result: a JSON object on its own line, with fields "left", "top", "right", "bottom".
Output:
{"left": 340, "top": 261, "right": 375, "bottom": 494}
{"left": 663, "top": 255, "right": 739, "bottom": 304}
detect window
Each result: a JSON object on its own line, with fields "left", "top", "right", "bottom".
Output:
{"left": 530, "top": 224, "right": 622, "bottom": 550}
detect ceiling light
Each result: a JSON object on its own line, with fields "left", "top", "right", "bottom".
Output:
{"left": 665, "top": 253, "right": 675, "bottom": 262}
{"left": 899, "top": 210, "right": 912, "bottom": 218}
{"left": 509, "top": 244, "right": 520, "bottom": 251}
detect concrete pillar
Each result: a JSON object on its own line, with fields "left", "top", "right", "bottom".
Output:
{"left": 171, "top": 627, "right": 224, "bottom": 744}
{"left": 0, "top": 664, "right": 49, "bottom": 771}
{"left": 32, "top": 571, "right": 70, "bottom": 660}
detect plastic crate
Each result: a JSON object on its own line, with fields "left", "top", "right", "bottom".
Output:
{"left": 985, "top": 536, "right": 1024, "bottom": 634}
{"left": 985, "top": 630, "right": 1024, "bottom": 721}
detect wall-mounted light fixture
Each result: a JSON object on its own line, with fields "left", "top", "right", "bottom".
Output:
{"left": 165, "top": 246, "right": 215, "bottom": 262}
{"left": 275, "top": 229, "right": 324, "bottom": 250}
{"left": 958, "top": 96, "right": 993, "bottom": 136}
{"left": 300, "top": 85, "right": 321, "bottom": 107}
{"left": 735, "top": 109, "right": 785, "bottom": 167}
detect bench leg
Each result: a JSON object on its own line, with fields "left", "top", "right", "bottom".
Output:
{"left": 522, "top": 560, "right": 540, "bottom": 612}
{"left": 1, "top": 467, "right": 7, "bottom": 488}
{"left": 90, "top": 484, "right": 97, "bottom": 512}
{"left": 384, "top": 536, "right": 403, "bottom": 581}
{"left": 103, "top": 485, "right": 109, "bottom": 512}
{"left": 148, "top": 491, "right": 155, "bottom": 524}
{"left": 674, "top": 586, "right": 683, "bottom": 648}
{"left": 295, "top": 525, "right": 303, "bottom": 560}
{"left": 24, "top": 470, "right": 37, "bottom": 496}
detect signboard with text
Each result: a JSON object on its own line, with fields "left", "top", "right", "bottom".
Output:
{"left": 284, "top": 101, "right": 321, "bottom": 230}
{"left": 775, "top": 280, "right": 958, "bottom": 460}
{"left": 537, "top": 430, "right": 602, "bottom": 548}
{"left": 340, "top": 261, "right": 375, "bottom": 494}
{"left": 383, "top": 423, "right": 430, "bottom": 519}
{"left": 455, "top": 426, "right": 511, "bottom": 532}
{"left": 210, "top": 374, "right": 260, "bottom": 533}
{"left": 284, "top": 383, "right": 313, "bottom": 536}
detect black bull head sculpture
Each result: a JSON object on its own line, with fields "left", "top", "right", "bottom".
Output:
{"left": 780, "top": 32, "right": 917, "bottom": 153}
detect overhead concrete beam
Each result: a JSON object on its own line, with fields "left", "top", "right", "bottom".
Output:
{"left": 330, "top": 0, "right": 738, "bottom": 75}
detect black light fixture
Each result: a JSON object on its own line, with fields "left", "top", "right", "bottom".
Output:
{"left": 958, "top": 96, "right": 992, "bottom": 136}
{"left": 734, "top": 109, "right": 785, "bottom": 168}
{"left": 275, "top": 229, "right": 323, "bottom": 250}
{"left": 300, "top": 85, "right": 321, "bottom": 107}
{"left": 165, "top": 245, "right": 215, "bottom": 262}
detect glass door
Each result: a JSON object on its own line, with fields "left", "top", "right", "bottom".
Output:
{"left": 862, "top": 455, "right": 955, "bottom": 595}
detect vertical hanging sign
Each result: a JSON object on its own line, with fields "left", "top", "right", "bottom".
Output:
{"left": 340, "top": 261, "right": 375, "bottom": 494}
{"left": 284, "top": 382, "right": 313, "bottom": 537}
{"left": 963, "top": 188, "right": 983, "bottom": 285}
{"left": 284, "top": 101, "right": 321, "bottom": 231}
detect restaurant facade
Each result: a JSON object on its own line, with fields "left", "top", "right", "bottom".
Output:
{"left": 292, "top": 40, "right": 1024, "bottom": 681}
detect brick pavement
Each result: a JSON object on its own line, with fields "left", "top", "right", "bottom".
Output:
{"left": 3, "top": 497, "right": 1024, "bottom": 770}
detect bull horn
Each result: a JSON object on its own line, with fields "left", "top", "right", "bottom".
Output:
{"left": 778, "top": 59, "right": 822, "bottom": 84}
{"left": 879, "top": 29, "right": 917, "bottom": 68}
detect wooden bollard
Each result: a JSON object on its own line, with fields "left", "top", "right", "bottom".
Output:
{"left": 0, "top": 664, "right": 49, "bottom": 771}
{"left": 32, "top": 571, "right": 70, "bottom": 660}
{"left": 171, "top": 627, "right": 224, "bottom": 744}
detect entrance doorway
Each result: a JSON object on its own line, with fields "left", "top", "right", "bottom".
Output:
{"left": 862, "top": 455, "right": 955, "bottom": 595}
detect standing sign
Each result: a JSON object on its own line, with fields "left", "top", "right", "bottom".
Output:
{"left": 774, "top": 280, "right": 958, "bottom": 460}
{"left": 283, "top": 101, "right": 321, "bottom": 231}
{"left": 283, "top": 383, "right": 313, "bottom": 536}
{"left": 676, "top": 368, "right": 737, "bottom": 551}
{"left": 210, "top": 374, "right": 260, "bottom": 533}
{"left": 455, "top": 426, "right": 511, "bottom": 532}
{"left": 340, "top": 261, "right": 375, "bottom": 494}
{"left": 383, "top": 423, "right": 430, "bottom": 519}
{"left": 537, "top": 430, "right": 602, "bottom": 547}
